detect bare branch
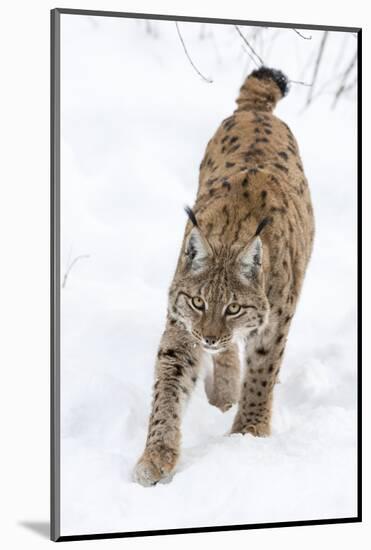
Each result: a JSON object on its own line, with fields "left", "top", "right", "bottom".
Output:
{"left": 239, "top": 42, "right": 259, "bottom": 68}
{"left": 306, "top": 31, "right": 329, "bottom": 106}
{"left": 333, "top": 34, "right": 348, "bottom": 72}
{"left": 299, "top": 45, "right": 317, "bottom": 81}
{"left": 289, "top": 79, "right": 313, "bottom": 87}
{"left": 234, "top": 25, "right": 264, "bottom": 67}
{"left": 293, "top": 28, "right": 312, "bottom": 40}
{"left": 310, "top": 67, "right": 348, "bottom": 102}
{"left": 175, "top": 22, "right": 213, "bottom": 83}
{"left": 332, "top": 51, "right": 357, "bottom": 108}
{"left": 62, "top": 254, "right": 90, "bottom": 289}
{"left": 308, "top": 70, "right": 351, "bottom": 105}
{"left": 344, "top": 75, "right": 357, "bottom": 92}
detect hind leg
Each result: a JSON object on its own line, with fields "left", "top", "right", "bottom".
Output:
{"left": 205, "top": 344, "right": 240, "bottom": 412}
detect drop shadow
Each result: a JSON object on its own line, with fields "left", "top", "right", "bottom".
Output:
{"left": 18, "top": 521, "right": 49, "bottom": 539}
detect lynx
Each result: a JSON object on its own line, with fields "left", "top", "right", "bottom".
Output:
{"left": 134, "top": 67, "right": 314, "bottom": 486}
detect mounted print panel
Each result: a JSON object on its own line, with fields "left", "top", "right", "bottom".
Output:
{"left": 51, "top": 8, "right": 361, "bottom": 542}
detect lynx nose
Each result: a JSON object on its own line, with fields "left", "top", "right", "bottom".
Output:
{"left": 204, "top": 336, "right": 218, "bottom": 347}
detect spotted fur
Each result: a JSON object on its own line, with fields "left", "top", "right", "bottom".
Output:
{"left": 134, "top": 67, "right": 315, "bottom": 486}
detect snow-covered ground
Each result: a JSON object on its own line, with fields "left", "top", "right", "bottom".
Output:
{"left": 59, "top": 15, "right": 358, "bottom": 536}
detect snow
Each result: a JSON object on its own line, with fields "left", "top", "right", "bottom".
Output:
{"left": 59, "top": 14, "right": 358, "bottom": 536}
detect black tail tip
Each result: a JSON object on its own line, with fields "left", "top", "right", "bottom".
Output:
{"left": 249, "top": 66, "right": 289, "bottom": 97}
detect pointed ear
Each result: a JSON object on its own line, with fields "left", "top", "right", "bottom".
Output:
{"left": 184, "top": 227, "right": 211, "bottom": 272}
{"left": 238, "top": 237, "right": 263, "bottom": 279}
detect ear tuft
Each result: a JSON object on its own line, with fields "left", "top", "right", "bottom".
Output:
{"left": 239, "top": 237, "right": 263, "bottom": 278}
{"left": 185, "top": 227, "right": 209, "bottom": 272}
{"left": 184, "top": 205, "right": 199, "bottom": 228}
{"left": 255, "top": 217, "right": 272, "bottom": 237}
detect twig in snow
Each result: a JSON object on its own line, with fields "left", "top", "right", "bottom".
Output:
{"left": 293, "top": 28, "right": 312, "bottom": 40}
{"left": 175, "top": 22, "right": 213, "bottom": 83}
{"left": 62, "top": 254, "right": 90, "bottom": 289}
{"left": 306, "top": 31, "right": 329, "bottom": 106}
{"left": 234, "top": 25, "right": 264, "bottom": 67}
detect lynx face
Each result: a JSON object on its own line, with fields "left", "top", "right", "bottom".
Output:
{"left": 169, "top": 227, "right": 270, "bottom": 353}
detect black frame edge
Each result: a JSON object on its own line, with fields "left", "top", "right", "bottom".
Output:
{"left": 57, "top": 517, "right": 360, "bottom": 542}
{"left": 54, "top": 8, "right": 361, "bottom": 32}
{"left": 356, "top": 28, "right": 362, "bottom": 523}
{"left": 51, "top": 7, "right": 61, "bottom": 543}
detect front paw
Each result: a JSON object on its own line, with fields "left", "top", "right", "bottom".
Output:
{"left": 208, "top": 394, "right": 235, "bottom": 413}
{"left": 205, "top": 380, "right": 238, "bottom": 413}
{"left": 133, "top": 445, "right": 179, "bottom": 487}
{"left": 231, "top": 418, "right": 271, "bottom": 437}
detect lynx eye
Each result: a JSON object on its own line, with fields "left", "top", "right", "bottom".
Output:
{"left": 191, "top": 296, "right": 205, "bottom": 310}
{"left": 226, "top": 303, "right": 241, "bottom": 315}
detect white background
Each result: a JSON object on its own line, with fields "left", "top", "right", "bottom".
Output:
{"left": 0, "top": 1, "right": 368, "bottom": 549}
